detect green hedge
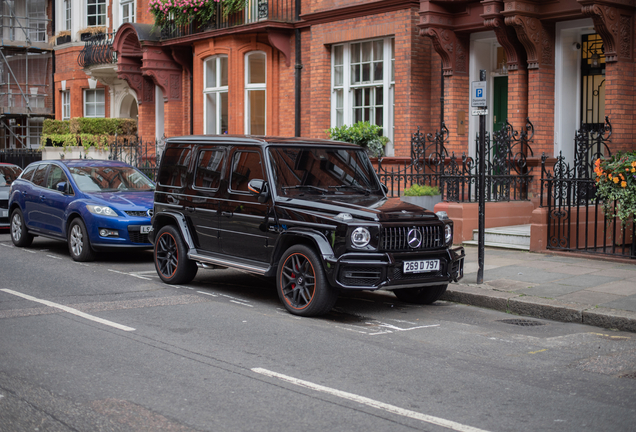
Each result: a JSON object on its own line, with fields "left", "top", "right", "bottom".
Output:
{"left": 42, "top": 118, "right": 138, "bottom": 150}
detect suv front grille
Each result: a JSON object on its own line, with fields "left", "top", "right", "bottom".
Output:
{"left": 381, "top": 225, "right": 443, "bottom": 251}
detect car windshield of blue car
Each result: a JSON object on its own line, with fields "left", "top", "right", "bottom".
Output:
{"left": 268, "top": 146, "right": 383, "bottom": 198}
{"left": 69, "top": 166, "right": 155, "bottom": 192}
{"left": 0, "top": 165, "right": 22, "bottom": 186}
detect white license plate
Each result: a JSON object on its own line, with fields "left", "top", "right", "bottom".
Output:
{"left": 403, "top": 259, "right": 440, "bottom": 274}
{"left": 1, "top": 210, "right": 7, "bottom": 218}
{"left": 140, "top": 225, "right": 152, "bottom": 234}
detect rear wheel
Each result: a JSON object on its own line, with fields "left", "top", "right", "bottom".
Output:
{"left": 10, "top": 209, "right": 33, "bottom": 247}
{"left": 154, "top": 225, "right": 198, "bottom": 284}
{"left": 393, "top": 284, "right": 448, "bottom": 305}
{"left": 276, "top": 245, "right": 337, "bottom": 316}
{"left": 68, "top": 218, "right": 95, "bottom": 262}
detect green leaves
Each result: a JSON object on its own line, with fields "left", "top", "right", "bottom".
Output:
{"left": 326, "top": 121, "right": 389, "bottom": 158}
{"left": 403, "top": 184, "right": 440, "bottom": 197}
{"left": 595, "top": 151, "right": 636, "bottom": 224}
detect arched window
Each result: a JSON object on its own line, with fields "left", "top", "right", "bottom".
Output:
{"left": 204, "top": 55, "right": 229, "bottom": 134}
{"left": 245, "top": 52, "right": 266, "bottom": 135}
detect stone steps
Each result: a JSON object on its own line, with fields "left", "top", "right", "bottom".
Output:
{"left": 463, "top": 224, "right": 531, "bottom": 250}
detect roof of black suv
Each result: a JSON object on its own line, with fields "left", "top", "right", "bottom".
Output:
{"left": 165, "top": 135, "right": 359, "bottom": 148}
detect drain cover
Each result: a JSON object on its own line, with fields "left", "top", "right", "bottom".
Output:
{"left": 498, "top": 319, "right": 545, "bottom": 327}
{"left": 619, "top": 372, "right": 636, "bottom": 379}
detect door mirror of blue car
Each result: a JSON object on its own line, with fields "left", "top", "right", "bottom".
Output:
{"left": 56, "top": 182, "right": 68, "bottom": 193}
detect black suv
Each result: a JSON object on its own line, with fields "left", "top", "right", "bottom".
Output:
{"left": 150, "top": 136, "right": 464, "bottom": 316}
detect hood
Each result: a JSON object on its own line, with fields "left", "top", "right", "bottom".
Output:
{"left": 85, "top": 191, "right": 154, "bottom": 210}
{"left": 276, "top": 195, "right": 437, "bottom": 223}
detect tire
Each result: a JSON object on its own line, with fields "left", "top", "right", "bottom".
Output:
{"left": 10, "top": 209, "right": 33, "bottom": 247}
{"left": 276, "top": 245, "right": 337, "bottom": 317}
{"left": 68, "top": 218, "right": 95, "bottom": 262}
{"left": 393, "top": 284, "right": 448, "bottom": 305}
{"left": 154, "top": 225, "right": 198, "bottom": 284}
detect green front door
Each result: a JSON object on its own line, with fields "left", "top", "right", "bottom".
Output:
{"left": 493, "top": 76, "right": 508, "bottom": 133}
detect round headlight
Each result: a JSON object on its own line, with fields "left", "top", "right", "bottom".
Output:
{"left": 444, "top": 224, "right": 453, "bottom": 244}
{"left": 351, "top": 227, "right": 371, "bottom": 248}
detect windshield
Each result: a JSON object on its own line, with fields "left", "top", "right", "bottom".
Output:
{"left": 268, "top": 146, "right": 383, "bottom": 198}
{"left": 69, "top": 165, "right": 155, "bottom": 192}
{"left": 0, "top": 165, "right": 22, "bottom": 186}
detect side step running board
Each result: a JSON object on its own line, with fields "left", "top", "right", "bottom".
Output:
{"left": 188, "top": 252, "right": 270, "bottom": 275}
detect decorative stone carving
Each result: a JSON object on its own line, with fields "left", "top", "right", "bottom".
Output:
{"left": 484, "top": 16, "right": 527, "bottom": 71}
{"left": 141, "top": 48, "right": 183, "bottom": 101}
{"left": 420, "top": 27, "right": 469, "bottom": 76}
{"left": 505, "top": 15, "right": 554, "bottom": 69}
{"left": 581, "top": 2, "right": 634, "bottom": 62}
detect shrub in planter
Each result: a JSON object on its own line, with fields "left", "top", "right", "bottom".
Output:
{"left": 326, "top": 121, "right": 389, "bottom": 158}
{"left": 594, "top": 151, "right": 636, "bottom": 224}
{"left": 400, "top": 184, "right": 442, "bottom": 210}
{"left": 41, "top": 118, "right": 138, "bottom": 151}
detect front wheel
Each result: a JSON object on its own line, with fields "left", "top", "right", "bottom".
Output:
{"left": 276, "top": 245, "right": 337, "bottom": 316}
{"left": 393, "top": 284, "right": 448, "bottom": 305}
{"left": 154, "top": 225, "right": 198, "bottom": 284}
{"left": 10, "top": 209, "right": 33, "bottom": 247}
{"left": 68, "top": 218, "right": 95, "bottom": 262}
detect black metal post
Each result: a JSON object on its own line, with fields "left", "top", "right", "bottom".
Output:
{"left": 477, "top": 70, "right": 487, "bottom": 284}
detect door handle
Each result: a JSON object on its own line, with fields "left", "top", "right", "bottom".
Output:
{"left": 185, "top": 206, "right": 195, "bottom": 212}
{"left": 221, "top": 211, "right": 233, "bottom": 217}
{"left": 39, "top": 195, "right": 45, "bottom": 201}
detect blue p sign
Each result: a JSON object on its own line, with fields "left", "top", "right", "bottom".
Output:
{"left": 476, "top": 88, "right": 483, "bottom": 98}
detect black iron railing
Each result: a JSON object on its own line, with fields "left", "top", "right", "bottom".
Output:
{"left": 78, "top": 32, "right": 117, "bottom": 68}
{"left": 540, "top": 117, "right": 635, "bottom": 258}
{"left": 109, "top": 135, "right": 162, "bottom": 181}
{"left": 160, "top": 0, "right": 297, "bottom": 40}
{"left": 377, "top": 119, "right": 534, "bottom": 202}
{"left": 0, "top": 148, "right": 42, "bottom": 168}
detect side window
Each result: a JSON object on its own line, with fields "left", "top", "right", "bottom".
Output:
{"left": 31, "top": 165, "right": 49, "bottom": 187}
{"left": 229, "top": 151, "right": 264, "bottom": 193}
{"left": 47, "top": 165, "right": 68, "bottom": 190}
{"left": 158, "top": 147, "right": 192, "bottom": 187}
{"left": 194, "top": 149, "right": 225, "bottom": 190}
{"left": 20, "top": 165, "right": 37, "bottom": 182}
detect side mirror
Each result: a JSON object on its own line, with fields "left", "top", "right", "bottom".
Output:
{"left": 381, "top": 183, "right": 389, "bottom": 195}
{"left": 248, "top": 179, "right": 270, "bottom": 203}
{"left": 56, "top": 181, "right": 67, "bottom": 193}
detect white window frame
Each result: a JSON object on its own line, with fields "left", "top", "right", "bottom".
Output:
{"left": 86, "top": 0, "right": 107, "bottom": 27}
{"left": 244, "top": 51, "right": 266, "bottom": 135}
{"left": 331, "top": 37, "right": 395, "bottom": 153}
{"left": 65, "top": 0, "right": 72, "bottom": 30}
{"left": 203, "top": 55, "right": 229, "bottom": 134}
{"left": 83, "top": 89, "right": 105, "bottom": 118}
{"left": 120, "top": 0, "right": 135, "bottom": 25}
{"left": 62, "top": 90, "right": 70, "bottom": 120}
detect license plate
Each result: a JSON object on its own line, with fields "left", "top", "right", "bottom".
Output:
{"left": 140, "top": 225, "right": 152, "bottom": 234}
{"left": 1, "top": 210, "right": 7, "bottom": 218}
{"left": 403, "top": 259, "right": 440, "bottom": 274}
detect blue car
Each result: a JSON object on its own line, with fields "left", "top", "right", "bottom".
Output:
{"left": 8, "top": 159, "right": 155, "bottom": 261}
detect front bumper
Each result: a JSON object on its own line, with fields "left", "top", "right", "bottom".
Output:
{"left": 325, "top": 246, "right": 465, "bottom": 290}
{"left": 84, "top": 215, "right": 153, "bottom": 250}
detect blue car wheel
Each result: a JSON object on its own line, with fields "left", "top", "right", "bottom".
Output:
{"left": 10, "top": 209, "right": 33, "bottom": 247}
{"left": 68, "top": 218, "right": 95, "bottom": 262}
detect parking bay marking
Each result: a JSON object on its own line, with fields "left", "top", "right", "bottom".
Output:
{"left": 108, "top": 269, "right": 152, "bottom": 280}
{"left": 0, "top": 289, "right": 135, "bottom": 332}
{"left": 252, "top": 368, "right": 491, "bottom": 432}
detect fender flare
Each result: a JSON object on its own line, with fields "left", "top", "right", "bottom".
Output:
{"left": 152, "top": 211, "right": 196, "bottom": 250}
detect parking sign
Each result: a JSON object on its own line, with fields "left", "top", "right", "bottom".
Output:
{"left": 471, "top": 81, "right": 487, "bottom": 107}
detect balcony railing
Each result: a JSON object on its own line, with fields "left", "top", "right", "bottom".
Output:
{"left": 77, "top": 32, "right": 117, "bottom": 68}
{"left": 161, "top": 0, "right": 297, "bottom": 40}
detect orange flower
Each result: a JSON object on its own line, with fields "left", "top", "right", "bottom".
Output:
{"left": 621, "top": 181, "right": 627, "bottom": 188}
{"left": 613, "top": 177, "right": 620, "bottom": 184}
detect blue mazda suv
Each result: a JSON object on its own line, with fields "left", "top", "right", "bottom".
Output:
{"left": 8, "top": 159, "right": 155, "bottom": 261}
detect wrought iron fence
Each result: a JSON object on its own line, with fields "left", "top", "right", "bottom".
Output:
{"left": 108, "top": 136, "right": 162, "bottom": 181}
{"left": 540, "top": 117, "right": 635, "bottom": 258}
{"left": 377, "top": 119, "right": 534, "bottom": 202}
{"left": 161, "top": 0, "right": 297, "bottom": 40}
{"left": 0, "top": 148, "right": 42, "bottom": 168}
{"left": 77, "top": 32, "right": 117, "bottom": 68}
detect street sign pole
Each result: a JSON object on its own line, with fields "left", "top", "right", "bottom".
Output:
{"left": 476, "top": 70, "right": 486, "bottom": 284}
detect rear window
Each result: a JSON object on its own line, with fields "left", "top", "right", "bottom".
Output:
{"left": 0, "top": 164, "right": 22, "bottom": 186}
{"left": 158, "top": 147, "right": 192, "bottom": 187}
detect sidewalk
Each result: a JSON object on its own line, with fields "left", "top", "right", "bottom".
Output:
{"left": 443, "top": 245, "right": 636, "bottom": 332}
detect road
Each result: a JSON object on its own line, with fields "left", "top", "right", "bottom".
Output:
{"left": 1, "top": 232, "right": 635, "bottom": 432}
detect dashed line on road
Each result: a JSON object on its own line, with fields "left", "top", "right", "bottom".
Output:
{"left": 107, "top": 269, "right": 151, "bottom": 280}
{"left": 197, "top": 291, "right": 218, "bottom": 297}
{"left": 252, "top": 368, "right": 492, "bottom": 432}
{"left": 46, "top": 255, "right": 63, "bottom": 260}
{"left": 528, "top": 349, "right": 548, "bottom": 355}
{"left": 0, "top": 289, "right": 135, "bottom": 332}
{"left": 230, "top": 300, "right": 253, "bottom": 307}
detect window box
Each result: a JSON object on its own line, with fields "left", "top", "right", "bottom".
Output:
{"left": 56, "top": 34, "right": 71, "bottom": 45}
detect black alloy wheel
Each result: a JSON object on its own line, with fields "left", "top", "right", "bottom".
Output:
{"left": 393, "top": 284, "right": 448, "bottom": 304}
{"left": 154, "top": 225, "right": 197, "bottom": 284}
{"left": 276, "top": 245, "right": 337, "bottom": 316}
{"left": 10, "top": 209, "right": 33, "bottom": 247}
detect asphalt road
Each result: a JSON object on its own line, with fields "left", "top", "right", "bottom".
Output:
{"left": 1, "top": 232, "right": 635, "bottom": 432}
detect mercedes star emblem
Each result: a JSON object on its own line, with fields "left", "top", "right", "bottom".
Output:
{"left": 407, "top": 228, "right": 422, "bottom": 249}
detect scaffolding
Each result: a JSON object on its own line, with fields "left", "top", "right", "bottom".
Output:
{"left": 0, "top": 0, "right": 52, "bottom": 150}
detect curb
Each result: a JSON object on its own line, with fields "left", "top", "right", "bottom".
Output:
{"left": 441, "top": 284, "right": 636, "bottom": 333}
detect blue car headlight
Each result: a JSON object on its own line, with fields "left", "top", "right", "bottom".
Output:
{"left": 87, "top": 204, "right": 120, "bottom": 217}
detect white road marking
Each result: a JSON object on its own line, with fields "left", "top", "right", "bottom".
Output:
{"left": 219, "top": 293, "right": 250, "bottom": 303}
{"left": 0, "top": 289, "right": 135, "bottom": 332}
{"left": 230, "top": 300, "right": 253, "bottom": 307}
{"left": 252, "top": 368, "right": 492, "bottom": 432}
{"left": 197, "top": 291, "right": 218, "bottom": 297}
{"left": 132, "top": 270, "right": 158, "bottom": 275}
{"left": 376, "top": 323, "right": 440, "bottom": 332}
{"left": 0, "top": 243, "right": 13, "bottom": 248}
{"left": 46, "top": 255, "right": 62, "bottom": 260}
{"left": 107, "top": 269, "right": 151, "bottom": 280}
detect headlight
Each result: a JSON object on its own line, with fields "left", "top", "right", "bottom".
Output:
{"left": 444, "top": 224, "right": 453, "bottom": 244}
{"left": 87, "top": 204, "right": 120, "bottom": 217}
{"left": 351, "top": 227, "right": 371, "bottom": 248}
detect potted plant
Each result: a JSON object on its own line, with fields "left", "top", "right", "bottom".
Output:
{"left": 148, "top": 0, "right": 247, "bottom": 28}
{"left": 326, "top": 121, "right": 389, "bottom": 158}
{"left": 55, "top": 30, "right": 71, "bottom": 45}
{"left": 594, "top": 152, "right": 636, "bottom": 226}
{"left": 78, "top": 26, "right": 106, "bottom": 41}
{"left": 400, "top": 184, "right": 442, "bottom": 210}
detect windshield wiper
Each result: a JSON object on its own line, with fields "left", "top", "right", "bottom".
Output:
{"left": 328, "top": 185, "right": 372, "bottom": 195}
{"left": 281, "top": 185, "right": 329, "bottom": 194}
